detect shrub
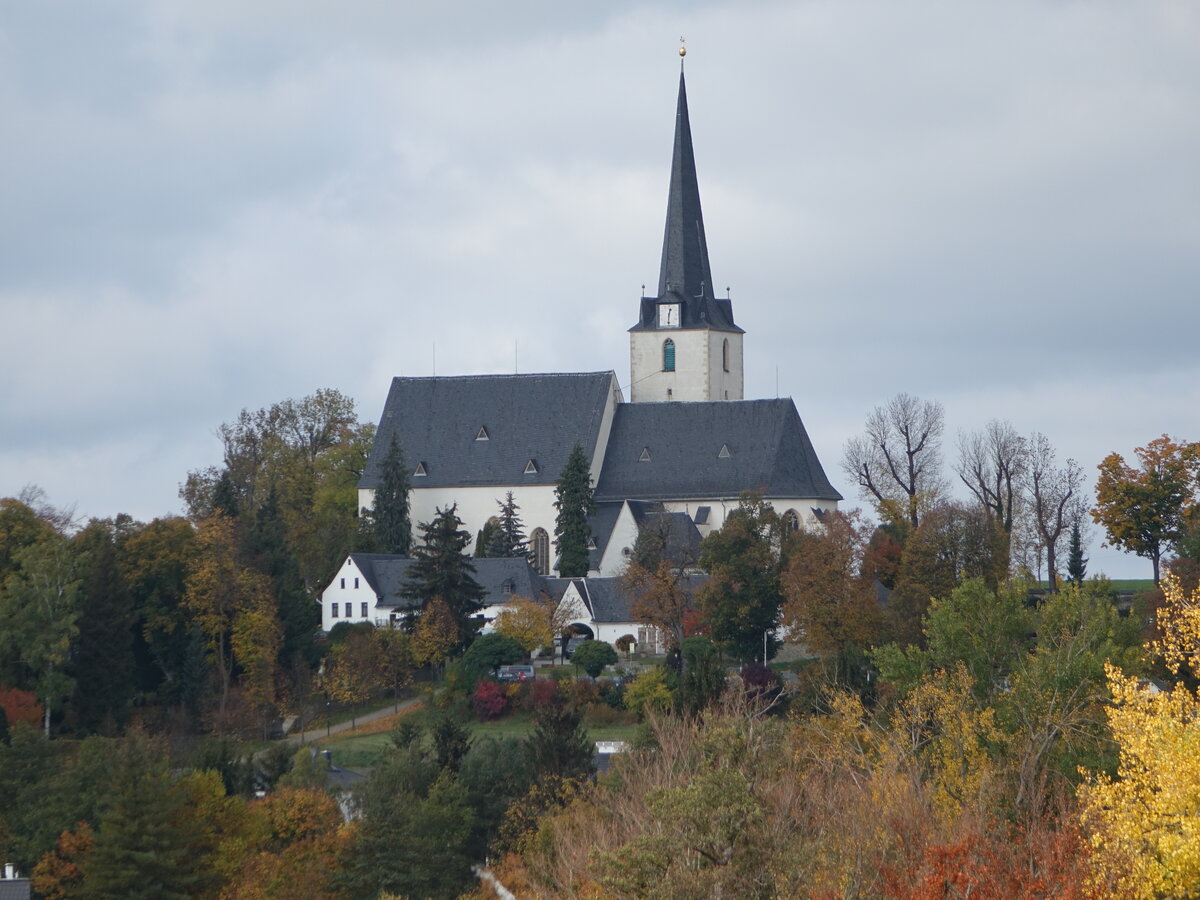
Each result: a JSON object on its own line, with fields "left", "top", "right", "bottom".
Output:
{"left": 472, "top": 680, "right": 509, "bottom": 721}
{"left": 0, "top": 686, "right": 43, "bottom": 728}
{"left": 740, "top": 663, "right": 785, "bottom": 713}
{"left": 563, "top": 678, "right": 601, "bottom": 709}
{"left": 525, "top": 677, "right": 560, "bottom": 712}
{"left": 615, "top": 634, "right": 635, "bottom": 654}
{"left": 624, "top": 668, "right": 674, "bottom": 718}
{"left": 582, "top": 703, "right": 636, "bottom": 727}
{"left": 571, "top": 640, "right": 619, "bottom": 678}
{"left": 597, "top": 677, "right": 626, "bottom": 709}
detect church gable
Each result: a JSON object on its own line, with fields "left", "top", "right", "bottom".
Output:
{"left": 359, "top": 371, "right": 618, "bottom": 491}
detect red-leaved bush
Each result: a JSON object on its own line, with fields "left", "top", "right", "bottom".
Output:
{"left": 528, "top": 677, "right": 561, "bottom": 711}
{"left": 0, "top": 686, "right": 43, "bottom": 727}
{"left": 472, "top": 679, "right": 509, "bottom": 721}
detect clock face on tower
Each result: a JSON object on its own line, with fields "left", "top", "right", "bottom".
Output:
{"left": 658, "top": 303, "right": 681, "bottom": 328}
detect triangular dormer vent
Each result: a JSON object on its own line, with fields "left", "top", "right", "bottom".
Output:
{"left": 718, "top": 444, "right": 732, "bottom": 459}
{"left": 414, "top": 462, "right": 428, "bottom": 476}
{"left": 639, "top": 447, "right": 652, "bottom": 462}
{"left": 587, "top": 537, "right": 598, "bottom": 550}
{"left": 524, "top": 459, "right": 539, "bottom": 475}
{"left": 476, "top": 427, "right": 489, "bottom": 441}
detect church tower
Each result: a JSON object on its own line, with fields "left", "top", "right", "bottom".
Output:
{"left": 629, "top": 61, "right": 744, "bottom": 403}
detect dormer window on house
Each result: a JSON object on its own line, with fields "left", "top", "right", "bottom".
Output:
{"left": 718, "top": 444, "right": 732, "bottom": 459}
{"left": 502, "top": 579, "right": 514, "bottom": 595}
{"left": 476, "top": 426, "right": 489, "bottom": 441}
{"left": 663, "top": 339, "right": 676, "bottom": 372}
{"left": 414, "top": 462, "right": 428, "bottom": 476}
{"left": 639, "top": 447, "right": 651, "bottom": 462}
{"left": 524, "top": 459, "right": 539, "bottom": 475}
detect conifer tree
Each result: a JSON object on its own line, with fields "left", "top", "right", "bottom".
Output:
{"left": 71, "top": 521, "right": 134, "bottom": 734}
{"left": 372, "top": 432, "right": 412, "bottom": 555}
{"left": 554, "top": 444, "right": 595, "bottom": 578}
{"left": 487, "top": 491, "right": 529, "bottom": 559}
{"left": 1066, "top": 520, "right": 1088, "bottom": 585}
{"left": 402, "top": 505, "right": 486, "bottom": 650}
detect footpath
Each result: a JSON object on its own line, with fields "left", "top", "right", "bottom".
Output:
{"left": 287, "top": 696, "right": 423, "bottom": 746}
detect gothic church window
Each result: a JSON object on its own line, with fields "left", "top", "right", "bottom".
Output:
{"left": 783, "top": 509, "right": 800, "bottom": 532}
{"left": 663, "top": 339, "right": 675, "bottom": 372}
{"left": 530, "top": 527, "right": 550, "bottom": 575}
{"left": 723, "top": 338, "right": 730, "bottom": 372}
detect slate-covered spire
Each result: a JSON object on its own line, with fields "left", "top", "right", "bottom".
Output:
{"left": 657, "top": 71, "right": 714, "bottom": 303}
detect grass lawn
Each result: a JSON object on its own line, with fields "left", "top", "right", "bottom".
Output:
{"left": 316, "top": 706, "right": 641, "bottom": 769}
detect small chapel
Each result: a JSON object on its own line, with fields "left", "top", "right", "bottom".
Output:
{"left": 320, "top": 58, "right": 841, "bottom": 634}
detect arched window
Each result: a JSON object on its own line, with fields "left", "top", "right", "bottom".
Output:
{"left": 662, "top": 339, "right": 676, "bottom": 372}
{"left": 722, "top": 338, "right": 730, "bottom": 372}
{"left": 783, "top": 509, "right": 800, "bottom": 532}
{"left": 530, "top": 527, "right": 550, "bottom": 575}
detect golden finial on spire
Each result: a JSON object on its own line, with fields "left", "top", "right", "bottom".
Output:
{"left": 679, "top": 36, "right": 687, "bottom": 58}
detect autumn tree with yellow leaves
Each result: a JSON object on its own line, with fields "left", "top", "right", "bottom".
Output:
{"left": 1080, "top": 573, "right": 1200, "bottom": 897}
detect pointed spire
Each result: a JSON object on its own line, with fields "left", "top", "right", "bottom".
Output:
{"left": 657, "top": 70, "right": 714, "bottom": 302}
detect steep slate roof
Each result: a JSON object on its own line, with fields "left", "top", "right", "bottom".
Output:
{"left": 346, "top": 553, "right": 545, "bottom": 610}
{"left": 595, "top": 399, "right": 843, "bottom": 503}
{"left": 585, "top": 501, "right": 625, "bottom": 570}
{"left": 627, "top": 501, "right": 703, "bottom": 565}
{"left": 631, "top": 70, "right": 741, "bottom": 335}
{"left": 580, "top": 573, "right": 709, "bottom": 625}
{"left": 360, "top": 372, "right": 616, "bottom": 490}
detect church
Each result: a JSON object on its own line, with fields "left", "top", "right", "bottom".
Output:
{"left": 324, "top": 62, "right": 841, "bottom": 632}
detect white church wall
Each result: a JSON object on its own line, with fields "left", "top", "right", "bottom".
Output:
{"left": 706, "top": 331, "right": 743, "bottom": 402}
{"left": 596, "top": 502, "right": 639, "bottom": 577}
{"left": 358, "top": 484, "right": 561, "bottom": 569}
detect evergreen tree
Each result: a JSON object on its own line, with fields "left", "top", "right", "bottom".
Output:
{"left": 554, "top": 444, "right": 595, "bottom": 578}
{"left": 402, "top": 505, "right": 486, "bottom": 650}
{"left": 372, "top": 432, "right": 412, "bottom": 555}
{"left": 1067, "top": 520, "right": 1088, "bottom": 586}
{"left": 71, "top": 521, "right": 134, "bottom": 734}
{"left": 79, "top": 749, "right": 208, "bottom": 899}
{"left": 488, "top": 491, "right": 529, "bottom": 559}
{"left": 474, "top": 518, "right": 499, "bottom": 558}
{"left": 250, "top": 487, "right": 320, "bottom": 674}
{"left": 210, "top": 469, "right": 240, "bottom": 520}
{"left": 528, "top": 702, "right": 595, "bottom": 781}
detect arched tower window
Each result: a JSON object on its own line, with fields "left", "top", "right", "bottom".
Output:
{"left": 663, "top": 339, "right": 676, "bottom": 372}
{"left": 530, "top": 527, "right": 550, "bottom": 575}
{"left": 783, "top": 509, "right": 801, "bottom": 532}
{"left": 722, "top": 338, "right": 730, "bottom": 372}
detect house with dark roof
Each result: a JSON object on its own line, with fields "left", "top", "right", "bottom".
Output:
{"left": 349, "top": 62, "right": 840, "bottom": 587}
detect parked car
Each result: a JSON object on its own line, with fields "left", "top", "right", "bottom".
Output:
{"left": 497, "top": 665, "right": 535, "bottom": 682}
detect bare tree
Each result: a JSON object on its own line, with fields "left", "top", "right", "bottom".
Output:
{"left": 843, "top": 393, "right": 945, "bottom": 529}
{"left": 955, "top": 421, "right": 1026, "bottom": 534}
{"left": 1026, "top": 433, "right": 1083, "bottom": 592}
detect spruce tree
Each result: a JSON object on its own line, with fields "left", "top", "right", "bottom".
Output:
{"left": 1067, "top": 521, "right": 1088, "bottom": 585}
{"left": 487, "top": 491, "right": 529, "bottom": 559}
{"left": 372, "top": 432, "right": 412, "bottom": 555}
{"left": 71, "top": 521, "right": 134, "bottom": 734}
{"left": 402, "top": 505, "right": 486, "bottom": 650}
{"left": 250, "top": 487, "right": 319, "bottom": 671}
{"left": 554, "top": 444, "right": 595, "bottom": 578}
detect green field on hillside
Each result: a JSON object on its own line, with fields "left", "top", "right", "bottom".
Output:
{"left": 316, "top": 709, "right": 641, "bottom": 769}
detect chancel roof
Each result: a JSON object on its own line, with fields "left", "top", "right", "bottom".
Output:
{"left": 360, "top": 372, "right": 616, "bottom": 490}
{"left": 594, "top": 399, "right": 843, "bottom": 503}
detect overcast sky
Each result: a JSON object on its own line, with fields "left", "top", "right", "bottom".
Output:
{"left": 2, "top": 1, "right": 1198, "bottom": 579}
